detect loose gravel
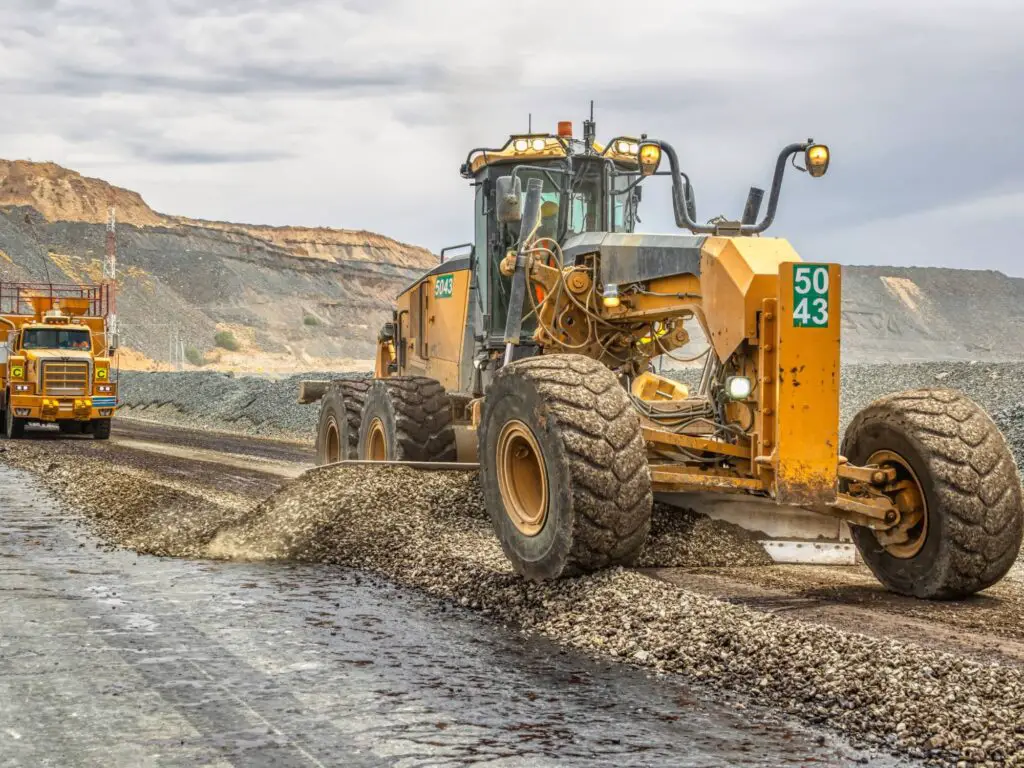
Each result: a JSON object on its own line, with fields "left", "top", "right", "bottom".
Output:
{"left": 117, "top": 370, "right": 365, "bottom": 441}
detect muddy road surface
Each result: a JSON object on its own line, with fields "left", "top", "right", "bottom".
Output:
{"left": 4, "top": 417, "right": 1022, "bottom": 764}
{"left": 0, "top": 461, "right": 890, "bottom": 766}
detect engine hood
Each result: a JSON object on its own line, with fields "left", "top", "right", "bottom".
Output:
{"left": 559, "top": 232, "right": 707, "bottom": 286}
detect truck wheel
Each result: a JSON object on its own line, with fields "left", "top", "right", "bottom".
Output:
{"left": 357, "top": 377, "right": 456, "bottom": 462}
{"left": 5, "top": 406, "right": 24, "bottom": 439}
{"left": 315, "top": 379, "right": 370, "bottom": 465}
{"left": 91, "top": 419, "right": 111, "bottom": 440}
{"left": 479, "top": 354, "right": 652, "bottom": 581}
{"left": 843, "top": 389, "right": 1023, "bottom": 599}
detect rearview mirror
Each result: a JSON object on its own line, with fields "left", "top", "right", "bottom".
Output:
{"left": 495, "top": 176, "right": 523, "bottom": 223}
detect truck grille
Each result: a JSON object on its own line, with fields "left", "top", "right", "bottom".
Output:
{"left": 42, "top": 361, "right": 90, "bottom": 396}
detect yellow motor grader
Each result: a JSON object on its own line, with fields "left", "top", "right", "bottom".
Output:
{"left": 302, "top": 117, "right": 1023, "bottom": 599}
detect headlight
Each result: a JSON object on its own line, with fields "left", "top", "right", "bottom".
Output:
{"left": 616, "top": 140, "right": 631, "bottom": 154}
{"left": 639, "top": 144, "right": 662, "bottom": 176}
{"left": 513, "top": 138, "right": 529, "bottom": 152}
{"left": 531, "top": 138, "right": 546, "bottom": 151}
{"left": 13, "top": 384, "right": 30, "bottom": 392}
{"left": 725, "top": 376, "right": 753, "bottom": 400}
{"left": 601, "top": 283, "right": 620, "bottom": 308}
{"left": 805, "top": 144, "right": 830, "bottom": 177}
{"left": 97, "top": 384, "right": 112, "bottom": 393}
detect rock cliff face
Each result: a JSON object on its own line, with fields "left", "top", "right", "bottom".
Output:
{"left": 0, "top": 160, "right": 436, "bottom": 370}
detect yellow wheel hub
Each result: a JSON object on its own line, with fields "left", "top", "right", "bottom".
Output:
{"left": 496, "top": 420, "right": 548, "bottom": 537}
{"left": 870, "top": 450, "right": 928, "bottom": 559}
{"left": 325, "top": 419, "right": 341, "bottom": 463}
{"left": 367, "top": 417, "right": 388, "bottom": 461}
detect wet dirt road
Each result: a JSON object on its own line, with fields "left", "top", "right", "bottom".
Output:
{"left": 0, "top": 462, "right": 893, "bottom": 767}
{"left": 102, "top": 418, "right": 1024, "bottom": 669}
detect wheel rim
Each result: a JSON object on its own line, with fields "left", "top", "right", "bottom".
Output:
{"left": 367, "top": 417, "right": 387, "bottom": 461}
{"left": 496, "top": 419, "right": 548, "bottom": 537}
{"left": 325, "top": 418, "right": 341, "bottom": 463}
{"left": 869, "top": 449, "right": 928, "bottom": 559}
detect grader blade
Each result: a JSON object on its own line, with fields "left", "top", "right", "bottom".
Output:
{"left": 656, "top": 492, "right": 857, "bottom": 565}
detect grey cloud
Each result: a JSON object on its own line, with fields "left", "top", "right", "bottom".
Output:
{"left": 130, "top": 146, "right": 294, "bottom": 165}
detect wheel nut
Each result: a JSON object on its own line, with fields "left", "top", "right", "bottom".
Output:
{"left": 872, "top": 470, "right": 886, "bottom": 485}
{"left": 884, "top": 511, "right": 897, "bottom": 524}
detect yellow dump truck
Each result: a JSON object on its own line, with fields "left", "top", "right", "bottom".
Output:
{"left": 0, "top": 282, "right": 118, "bottom": 439}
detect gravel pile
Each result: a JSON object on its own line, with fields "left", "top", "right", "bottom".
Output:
{"left": 117, "top": 370, "right": 368, "bottom": 441}
{"left": 1, "top": 448, "right": 249, "bottom": 557}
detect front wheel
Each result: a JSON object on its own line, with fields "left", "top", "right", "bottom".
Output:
{"left": 843, "top": 389, "right": 1023, "bottom": 599}
{"left": 5, "top": 405, "right": 24, "bottom": 439}
{"left": 91, "top": 418, "right": 111, "bottom": 440}
{"left": 479, "top": 354, "right": 652, "bottom": 581}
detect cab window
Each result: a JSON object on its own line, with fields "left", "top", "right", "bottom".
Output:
{"left": 22, "top": 328, "right": 91, "bottom": 350}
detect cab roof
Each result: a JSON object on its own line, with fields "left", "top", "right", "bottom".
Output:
{"left": 462, "top": 133, "right": 643, "bottom": 177}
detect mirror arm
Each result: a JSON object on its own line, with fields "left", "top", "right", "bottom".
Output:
{"left": 651, "top": 141, "right": 711, "bottom": 234}
{"left": 740, "top": 142, "right": 811, "bottom": 235}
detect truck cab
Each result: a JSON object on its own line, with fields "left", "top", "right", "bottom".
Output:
{"left": 0, "top": 286, "right": 118, "bottom": 439}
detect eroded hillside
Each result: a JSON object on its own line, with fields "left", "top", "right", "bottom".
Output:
{"left": 0, "top": 160, "right": 436, "bottom": 371}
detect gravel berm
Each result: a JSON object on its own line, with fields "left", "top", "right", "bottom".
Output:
{"left": 3, "top": 437, "right": 1022, "bottom": 768}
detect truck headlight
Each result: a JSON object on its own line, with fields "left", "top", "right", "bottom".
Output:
{"left": 13, "top": 384, "right": 30, "bottom": 392}
{"left": 97, "top": 384, "right": 112, "bottom": 393}
{"left": 725, "top": 376, "right": 753, "bottom": 400}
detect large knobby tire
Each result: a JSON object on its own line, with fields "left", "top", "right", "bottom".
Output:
{"left": 315, "top": 379, "right": 370, "bottom": 465}
{"left": 479, "top": 354, "right": 652, "bottom": 581}
{"left": 843, "top": 389, "right": 1023, "bottom": 599}
{"left": 356, "top": 377, "right": 456, "bottom": 462}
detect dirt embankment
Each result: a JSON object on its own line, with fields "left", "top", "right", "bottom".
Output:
{"left": 0, "top": 159, "right": 435, "bottom": 368}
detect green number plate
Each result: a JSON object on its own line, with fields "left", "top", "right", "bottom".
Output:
{"left": 792, "top": 264, "right": 830, "bottom": 328}
{"left": 434, "top": 274, "right": 454, "bottom": 299}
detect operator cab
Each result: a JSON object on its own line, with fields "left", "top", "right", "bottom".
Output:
{"left": 460, "top": 124, "right": 645, "bottom": 349}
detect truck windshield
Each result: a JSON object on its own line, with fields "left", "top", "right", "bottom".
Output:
{"left": 22, "top": 328, "right": 91, "bottom": 351}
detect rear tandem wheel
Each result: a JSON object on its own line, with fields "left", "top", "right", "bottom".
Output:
{"left": 356, "top": 376, "right": 457, "bottom": 462}
{"left": 315, "top": 379, "right": 371, "bottom": 465}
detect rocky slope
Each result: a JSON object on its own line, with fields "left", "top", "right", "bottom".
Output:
{"left": 0, "top": 160, "right": 435, "bottom": 370}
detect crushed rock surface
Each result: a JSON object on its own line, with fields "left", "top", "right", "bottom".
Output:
{"left": 118, "top": 370, "right": 367, "bottom": 441}
{"left": 5, "top": 441, "right": 1023, "bottom": 767}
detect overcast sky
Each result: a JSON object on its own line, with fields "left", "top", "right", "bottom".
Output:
{"left": 0, "top": 0, "right": 1021, "bottom": 273}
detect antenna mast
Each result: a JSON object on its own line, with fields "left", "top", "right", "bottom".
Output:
{"left": 104, "top": 193, "right": 118, "bottom": 340}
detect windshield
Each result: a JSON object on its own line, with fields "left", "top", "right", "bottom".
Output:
{"left": 22, "top": 328, "right": 91, "bottom": 351}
